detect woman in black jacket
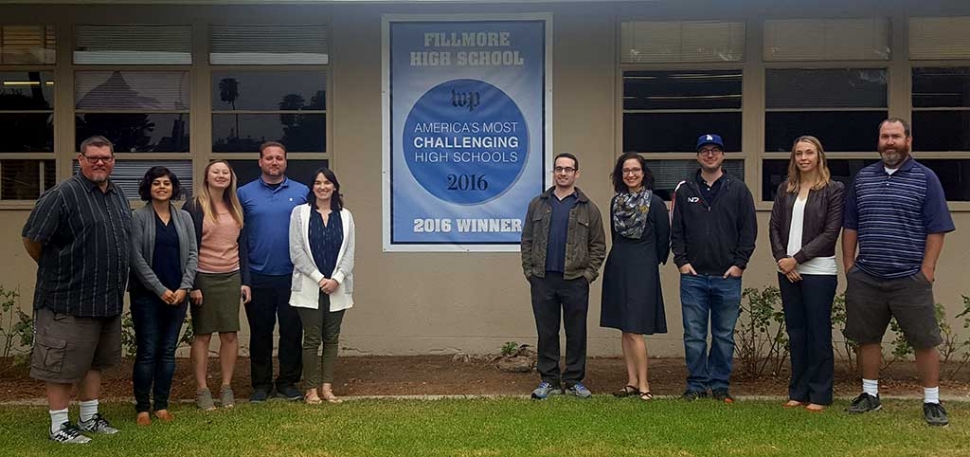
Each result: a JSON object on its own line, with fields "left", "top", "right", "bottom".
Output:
{"left": 768, "top": 135, "right": 844, "bottom": 412}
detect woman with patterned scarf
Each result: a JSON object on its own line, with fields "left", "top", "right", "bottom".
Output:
{"left": 601, "top": 152, "right": 670, "bottom": 401}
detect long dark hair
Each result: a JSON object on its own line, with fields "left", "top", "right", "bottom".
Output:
{"left": 307, "top": 167, "right": 343, "bottom": 212}
{"left": 610, "top": 152, "right": 654, "bottom": 193}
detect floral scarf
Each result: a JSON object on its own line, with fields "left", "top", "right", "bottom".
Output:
{"left": 612, "top": 188, "right": 652, "bottom": 239}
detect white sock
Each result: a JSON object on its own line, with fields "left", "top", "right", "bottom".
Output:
{"left": 49, "top": 408, "right": 69, "bottom": 434}
{"left": 924, "top": 386, "right": 940, "bottom": 404}
{"left": 79, "top": 399, "right": 99, "bottom": 422}
{"left": 862, "top": 378, "right": 879, "bottom": 397}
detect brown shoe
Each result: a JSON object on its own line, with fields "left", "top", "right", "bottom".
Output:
{"left": 136, "top": 412, "right": 151, "bottom": 426}
{"left": 154, "top": 410, "right": 174, "bottom": 422}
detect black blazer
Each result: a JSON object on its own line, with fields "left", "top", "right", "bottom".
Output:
{"left": 182, "top": 198, "right": 251, "bottom": 287}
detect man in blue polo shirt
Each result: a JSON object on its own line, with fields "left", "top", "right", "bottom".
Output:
{"left": 238, "top": 141, "right": 309, "bottom": 402}
{"left": 842, "top": 118, "right": 955, "bottom": 426}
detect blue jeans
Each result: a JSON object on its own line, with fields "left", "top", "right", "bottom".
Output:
{"left": 680, "top": 274, "right": 742, "bottom": 392}
{"left": 131, "top": 293, "right": 188, "bottom": 413}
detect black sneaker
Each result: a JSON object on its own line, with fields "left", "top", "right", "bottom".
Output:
{"left": 712, "top": 388, "right": 735, "bottom": 403}
{"left": 49, "top": 422, "right": 91, "bottom": 444}
{"left": 924, "top": 402, "right": 949, "bottom": 426}
{"left": 276, "top": 385, "right": 302, "bottom": 401}
{"left": 249, "top": 389, "right": 270, "bottom": 403}
{"left": 846, "top": 392, "right": 881, "bottom": 414}
{"left": 681, "top": 389, "right": 708, "bottom": 401}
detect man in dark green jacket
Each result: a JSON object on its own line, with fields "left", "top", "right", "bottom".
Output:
{"left": 521, "top": 152, "right": 606, "bottom": 400}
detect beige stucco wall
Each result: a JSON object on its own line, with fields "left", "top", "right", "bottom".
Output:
{"left": 1, "top": 1, "right": 968, "bottom": 357}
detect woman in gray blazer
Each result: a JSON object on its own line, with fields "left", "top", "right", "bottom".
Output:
{"left": 129, "top": 166, "right": 198, "bottom": 426}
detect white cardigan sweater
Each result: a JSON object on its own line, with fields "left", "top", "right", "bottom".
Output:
{"left": 288, "top": 204, "right": 355, "bottom": 311}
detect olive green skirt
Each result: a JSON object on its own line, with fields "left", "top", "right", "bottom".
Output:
{"left": 190, "top": 271, "right": 241, "bottom": 335}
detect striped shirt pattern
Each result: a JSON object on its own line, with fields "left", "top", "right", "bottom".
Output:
{"left": 844, "top": 159, "right": 954, "bottom": 279}
{"left": 22, "top": 174, "right": 132, "bottom": 317}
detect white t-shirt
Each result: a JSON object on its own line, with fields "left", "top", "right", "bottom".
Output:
{"left": 786, "top": 196, "right": 837, "bottom": 276}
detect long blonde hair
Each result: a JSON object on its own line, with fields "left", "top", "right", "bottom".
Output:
{"left": 786, "top": 135, "right": 831, "bottom": 193}
{"left": 196, "top": 160, "right": 244, "bottom": 227}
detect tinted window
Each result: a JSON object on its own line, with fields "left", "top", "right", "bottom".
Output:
{"left": 624, "top": 70, "right": 742, "bottom": 110}
{"left": 766, "top": 68, "right": 887, "bottom": 109}
{"left": 913, "top": 67, "right": 970, "bottom": 108}
{"left": 213, "top": 114, "right": 326, "bottom": 152}
{"left": 0, "top": 113, "right": 53, "bottom": 152}
{"left": 212, "top": 72, "right": 326, "bottom": 111}
{"left": 76, "top": 114, "right": 189, "bottom": 152}
{"left": 765, "top": 111, "right": 886, "bottom": 152}
{"left": 625, "top": 112, "right": 742, "bottom": 153}
{"left": 0, "top": 72, "right": 54, "bottom": 110}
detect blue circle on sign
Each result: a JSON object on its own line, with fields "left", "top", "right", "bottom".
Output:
{"left": 403, "top": 79, "right": 528, "bottom": 205}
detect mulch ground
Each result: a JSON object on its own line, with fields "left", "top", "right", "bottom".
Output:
{"left": 4, "top": 355, "right": 970, "bottom": 402}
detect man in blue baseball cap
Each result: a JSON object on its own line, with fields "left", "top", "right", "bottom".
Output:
{"left": 695, "top": 134, "right": 724, "bottom": 152}
{"left": 670, "top": 133, "right": 757, "bottom": 404}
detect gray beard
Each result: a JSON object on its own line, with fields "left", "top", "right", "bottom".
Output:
{"left": 880, "top": 151, "right": 905, "bottom": 168}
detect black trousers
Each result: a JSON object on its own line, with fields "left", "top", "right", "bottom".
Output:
{"left": 530, "top": 272, "right": 589, "bottom": 387}
{"left": 778, "top": 273, "right": 836, "bottom": 405}
{"left": 246, "top": 273, "right": 303, "bottom": 391}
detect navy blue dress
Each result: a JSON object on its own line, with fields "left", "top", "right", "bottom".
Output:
{"left": 600, "top": 193, "right": 670, "bottom": 335}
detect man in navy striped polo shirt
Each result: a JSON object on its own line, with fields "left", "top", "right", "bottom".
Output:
{"left": 842, "top": 118, "right": 955, "bottom": 426}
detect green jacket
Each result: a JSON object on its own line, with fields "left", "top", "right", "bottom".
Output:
{"left": 521, "top": 186, "right": 607, "bottom": 283}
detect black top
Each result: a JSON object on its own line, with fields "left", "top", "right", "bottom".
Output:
{"left": 309, "top": 209, "right": 343, "bottom": 278}
{"left": 671, "top": 171, "right": 757, "bottom": 275}
{"left": 152, "top": 213, "right": 182, "bottom": 292}
{"left": 544, "top": 192, "right": 577, "bottom": 273}
{"left": 696, "top": 172, "right": 724, "bottom": 206}
{"left": 22, "top": 173, "right": 132, "bottom": 317}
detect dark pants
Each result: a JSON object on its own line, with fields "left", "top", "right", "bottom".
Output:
{"left": 246, "top": 273, "right": 303, "bottom": 392}
{"left": 530, "top": 272, "right": 589, "bottom": 387}
{"left": 681, "top": 274, "right": 742, "bottom": 392}
{"left": 131, "top": 293, "right": 187, "bottom": 413}
{"left": 295, "top": 293, "right": 345, "bottom": 387}
{"left": 778, "top": 273, "right": 836, "bottom": 405}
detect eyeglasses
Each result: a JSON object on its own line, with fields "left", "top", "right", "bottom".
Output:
{"left": 698, "top": 147, "right": 723, "bottom": 156}
{"left": 554, "top": 166, "right": 576, "bottom": 174}
{"left": 81, "top": 155, "right": 115, "bottom": 164}
{"left": 622, "top": 168, "right": 643, "bottom": 176}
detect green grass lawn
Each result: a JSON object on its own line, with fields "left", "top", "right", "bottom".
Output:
{"left": 2, "top": 397, "right": 968, "bottom": 457}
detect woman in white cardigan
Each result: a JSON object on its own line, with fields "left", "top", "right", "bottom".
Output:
{"left": 289, "top": 167, "right": 355, "bottom": 404}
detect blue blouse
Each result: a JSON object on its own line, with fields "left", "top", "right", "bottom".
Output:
{"left": 152, "top": 212, "right": 182, "bottom": 292}
{"left": 308, "top": 208, "right": 343, "bottom": 279}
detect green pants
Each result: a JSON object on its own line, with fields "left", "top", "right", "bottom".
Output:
{"left": 296, "top": 293, "right": 345, "bottom": 387}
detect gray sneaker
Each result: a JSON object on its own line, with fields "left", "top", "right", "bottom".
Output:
{"left": 50, "top": 422, "right": 92, "bottom": 444}
{"left": 78, "top": 414, "right": 119, "bottom": 435}
{"left": 196, "top": 388, "right": 216, "bottom": 411}
{"left": 531, "top": 382, "right": 562, "bottom": 400}
{"left": 220, "top": 385, "right": 235, "bottom": 409}
{"left": 566, "top": 382, "right": 593, "bottom": 399}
